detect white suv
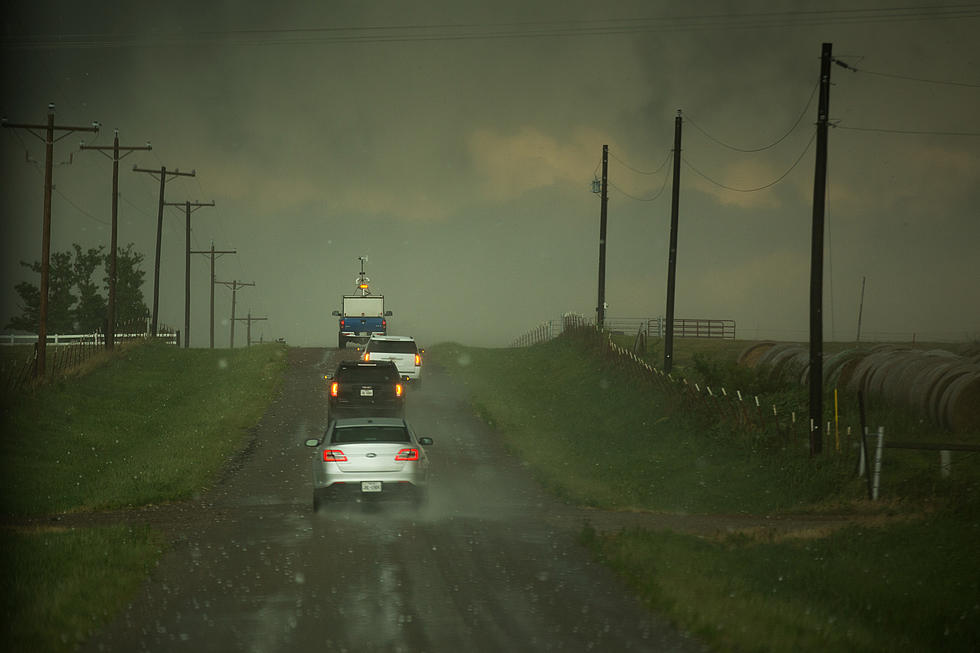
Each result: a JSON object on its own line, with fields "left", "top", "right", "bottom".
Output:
{"left": 363, "top": 335, "right": 422, "bottom": 386}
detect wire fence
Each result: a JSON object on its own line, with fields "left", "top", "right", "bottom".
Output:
{"left": 1, "top": 322, "right": 179, "bottom": 396}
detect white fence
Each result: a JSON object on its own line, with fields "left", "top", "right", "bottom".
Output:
{"left": 0, "top": 331, "right": 179, "bottom": 346}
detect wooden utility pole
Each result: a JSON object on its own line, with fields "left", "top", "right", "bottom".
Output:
{"left": 234, "top": 312, "right": 268, "bottom": 347}
{"left": 596, "top": 144, "right": 609, "bottom": 329}
{"left": 808, "top": 42, "right": 833, "bottom": 456}
{"left": 164, "top": 199, "right": 214, "bottom": 348}
{"left": 191, "top": 243, "right": 236, "bottom": 348}
{"left": 79, "top": 130, "right": 151, "bottom": 350}
{"left": 2, "top": 104, "right": 100, "bottom": 376}
{"left": 132, "top": 165, "right": 195, "bottom": 336}
{"left": 216, "top": 280, "right": 255, "bottom": 348}
{"left": 664, "top": 109, "right": 683, "bottom": 374}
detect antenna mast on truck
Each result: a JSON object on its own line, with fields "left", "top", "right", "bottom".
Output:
{"left": 354, "top": 255, "right": 371, "bottom": 296}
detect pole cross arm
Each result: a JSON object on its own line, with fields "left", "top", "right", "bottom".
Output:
{"left": 132, "top": 165, "right": 196, "bottom": 180}
{"left": 165, "top": 200, "right": 215, "bottom": 209}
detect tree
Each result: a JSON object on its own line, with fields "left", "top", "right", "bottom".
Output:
{"left": 72, "top": 244, "right": 107, "bottom": 332}
{"left": 108, "top": 244, "right": 150, "bottom": 328}
{"left": 5, "top": 243, "right": 149, "bottom": 333}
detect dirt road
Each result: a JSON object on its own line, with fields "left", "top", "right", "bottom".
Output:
{"left": 81, "top": 347, "right": 706, "bottom": 652}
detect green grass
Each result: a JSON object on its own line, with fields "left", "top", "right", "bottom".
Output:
{"left": 1, "top": 341, "right": 287, "bottom": 516}
{"left": 0, "top": 341, "right": 287, "bottom": 653}
{"left": 583, "top": 504, "right": 980, "bottom": 652}
{"left": 429, "top": 337, "right": 861, "bottom": 513}
{"left": 428, "top": 334, "right": 980, "bottom": 652}
{"left": 1, "top": 526, "right": 164, "bottom": 653}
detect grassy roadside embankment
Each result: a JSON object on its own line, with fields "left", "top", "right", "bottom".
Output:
{"left": 427, "top": 335, "right": 980, "bottom": 652}
{"left": 0, "top": 341, "right": 287, "bottom": 653}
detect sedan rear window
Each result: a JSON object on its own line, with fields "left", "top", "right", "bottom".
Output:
{"left": 368, "top": 341, "right": 418, "bottom": 354}
{"left": 338, "top": 367, "right": 399, "bottom": 383}
{"left": 331, "top": 426, "right": 411, "bottom": 443}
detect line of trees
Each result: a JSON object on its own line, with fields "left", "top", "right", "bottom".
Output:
{"left": 5, "top": 243, "right": 149, "bottom": 334}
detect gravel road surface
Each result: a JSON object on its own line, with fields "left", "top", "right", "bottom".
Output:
{"left": 82, "top": 347, "right": 705, "bottom": 652}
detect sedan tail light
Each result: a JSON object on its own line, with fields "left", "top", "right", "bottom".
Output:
{"left": 395, "top": 383, "right": 403, "bottom": 397}
{"left": 395, "top": 448, "right": 419, "bottom": 461}
{"left": 323, "top": 449, "right": 347, "bottom": 462}
{"left": 330, "top": 381, "right": 339, "bottom": 397}
{"left": 363, "top": 352, "right": 370, "bottom": 361}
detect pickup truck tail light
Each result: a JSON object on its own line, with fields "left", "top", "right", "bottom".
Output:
{"left": 415, "top": 353, "right": 421, "bottom": 366}
{"left": 323, "top": 449, "right": 347, "bottom": 462}
{"left": 395, "top": 448, "right": 419, "bottom": 461}
{"left": 330, "top": 381, "right": 339, "bottom": 397}
{"left": 395, "top": 383, "right": 403, "bottom": 397}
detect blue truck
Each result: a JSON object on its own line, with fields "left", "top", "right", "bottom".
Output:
{"left": 332, "top": 257, "right": 392, "bottom": 348}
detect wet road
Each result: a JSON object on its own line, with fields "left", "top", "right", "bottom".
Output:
{"left": 84, "top": 348, "right": 703, "bottom": 652}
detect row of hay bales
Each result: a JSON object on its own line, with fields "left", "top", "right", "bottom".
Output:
{"left": 737, "top": 342, "right": 980, "bottom": 433}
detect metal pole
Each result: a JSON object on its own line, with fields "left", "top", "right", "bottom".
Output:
{"left": 106, "top": 133, "right": 119, "bottom": 349}
{"left": 210, "top": 244, "right": 216, "bottom": 349}
{"left": 184, "top": 201, "right": 191, "bottom": 348}
{"left": 230, "top": 281, "right": 237, "bottom": 349}
{"left": 808, "top": 43, "right": 833, "bottom": 455}
{"left": 151, "top": 167, "right": 166, "bottom": 337}
{"left": 596, "top": 144, "right": 609, "bottom": 329}
{"left": 856, "top": 275, "right": 866, "bottom": 344}
{"left": 664, "top": 110, "right": 683, "bottom": 373}
{"left": 38, "top": 107, "right": 55, "bottom": 376}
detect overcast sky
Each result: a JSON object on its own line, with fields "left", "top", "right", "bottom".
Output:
{"left": 2, "top": 1, "right": 979, "bottom": 348}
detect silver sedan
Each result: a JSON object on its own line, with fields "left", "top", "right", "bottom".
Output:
{"left": 305, "top": 416, "right": 433, "bottom": 511}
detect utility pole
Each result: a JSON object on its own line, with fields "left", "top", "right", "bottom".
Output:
{"left": 808, "top": 42, "right": 833, "bottom": 456}
{"left": 664, "top": 109, "right": 683, "bottom": 374}
{"left": 2, "top": 104, "right": 100, "bottom": 377}
{"left": 856, "top": 276, "right": 867, "bottom": 345}
{"left": 79, "top": 130, "right": 151, "bottom": 350}
{"left": 191, "top": 243, "right": 236, "bottom": 348}
{"left": 234, "top": 312, "right": 268, "bottom": 347}
{"left": 596, "top": 144, "right": 609, "bottom": 329}
{"left": 164, "top": 199, "right": 215, "bottom": 348}
{"left": 132, "top": 164, "right": 195, "bottom": 336}
{"left": 216, "top": 280, "right": 255, "bottom": 348}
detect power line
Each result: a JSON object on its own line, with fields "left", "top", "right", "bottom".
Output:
{"left": 608, "top": 149, "right": 672, "bottom": 175}
{"left": 685, "top": 81, "right": 819, "bottom": 152}
{"left": 835, "top": 124, "right": 980, "bottom": 137}
{"left": 834, "top": 59, "right": 980, "bottom": 88}
{"left": 6, "top": 5, "right": 980, "bottom": 50}
{"left": 609, "top": 159, "right": 673, "bottom": 202}
{"left": 682, "top": 129, "right": 817, "bottom": 192}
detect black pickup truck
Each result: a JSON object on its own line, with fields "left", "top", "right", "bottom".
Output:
{"left": 326, "top": 360, "right": 405, "bottom": 419}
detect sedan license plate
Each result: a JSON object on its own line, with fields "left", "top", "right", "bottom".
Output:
{"left": 361, "top": 481, "right": 382, "bottom": 493}
{"left": 360, "top": 388, "right": 374, "bottom": 397}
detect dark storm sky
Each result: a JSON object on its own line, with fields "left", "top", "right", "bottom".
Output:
{"left": 3, "top": 1, "right": 979, "bottom": 346}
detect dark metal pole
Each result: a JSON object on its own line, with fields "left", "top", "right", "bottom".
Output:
{"left": 664, "top": 110, "right": 683, "bottom": 373}
{"left": 151, "top": 167, "right": 166, "bottom": 337}
{"left": 230, "top": 280, "right": 237, "bottom": 349}
{"left": 596, "top": 144, "right": 609, "bottom": 329}
{"left": 809, "top": 42, "right": 833, "bottom": 456}
{"left": 38, "top": 107, "right": 55, "bottom": 375}
{"left": 209, "top": 244, "right": 216, "bottom": 349}
{"left": 856, "top": 276, "right": 866, "bottom": 344}
{"left": 106, "top": 132, "right": 119, "bottom": 350}
{"left": 184, "top": 201, "right": 191, "bottom": 348}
